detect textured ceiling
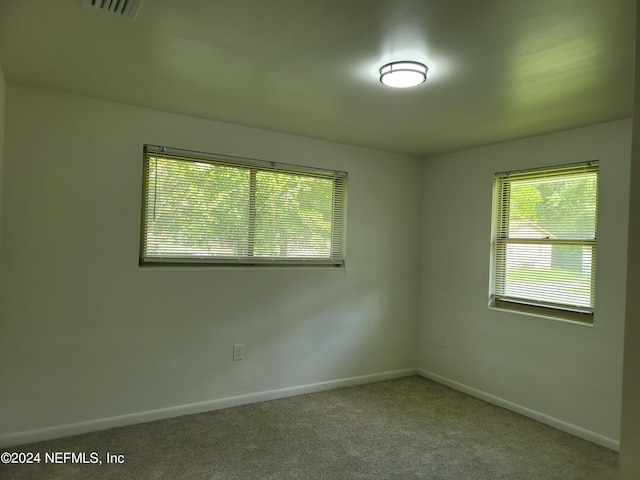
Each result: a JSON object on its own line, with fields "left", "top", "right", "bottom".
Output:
{"left": 0, "top": 0, "right": 636, "bottom": 156}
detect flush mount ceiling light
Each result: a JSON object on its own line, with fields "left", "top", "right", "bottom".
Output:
{"left": 379, "top": 61, "right": 428, "bottom": 88}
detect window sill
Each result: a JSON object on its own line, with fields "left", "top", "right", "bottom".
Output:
{"left": 138, "top": 263, "right": 347, "bottom": 272}
{"left": 140, "top": 257, "right": 345, "bottom": 269}
{"left": 488, "top": 298, "right": 594, "bottom": 327}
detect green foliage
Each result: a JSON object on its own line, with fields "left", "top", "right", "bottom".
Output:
{"left": 508, "top": 173, "right": 597, "bottom": 239}
{"left": 509, "top": 184, "right": 541, "bottom": 221}
{"left": 255, "top": 171, "right": 332, "bottom": 257}
{"left": 144, "top": 156, "right": 336, "bottom": 258}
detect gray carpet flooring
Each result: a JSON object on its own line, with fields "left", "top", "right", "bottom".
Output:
{"left": 0, "top": 376, "right": 618, "bottom": 479}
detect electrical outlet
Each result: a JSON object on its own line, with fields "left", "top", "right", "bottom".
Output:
{"left": 439, "top": 334, "right": 447, "bottom": 348}
{"left": 233, "top": 344, "right": 244, "bottom": 361}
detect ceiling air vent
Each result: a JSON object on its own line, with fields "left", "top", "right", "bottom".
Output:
{"left": 83, "top": 0, "right": 144, "bottom": 20}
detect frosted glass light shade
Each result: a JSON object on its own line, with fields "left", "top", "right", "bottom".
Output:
{"left": 379, "top": 61, "right": 427, "bottom": 88}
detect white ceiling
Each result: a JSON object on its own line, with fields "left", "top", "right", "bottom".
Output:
{"left": 0, "top": 0, "right": 635, "bottom": 157}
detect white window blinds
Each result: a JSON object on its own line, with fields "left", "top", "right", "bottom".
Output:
{"left": 140, "top": 146, "right": 347, "bottom": 266}
{"left": 490, "top": 162, "right": 598, "bottom": 323}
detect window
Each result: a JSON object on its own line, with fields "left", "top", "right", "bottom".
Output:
{"left": 489, "top": 162, "right": 599, "bottom": 323}
{"left": 140, "top": 145, "right": 347, "bottom": 267}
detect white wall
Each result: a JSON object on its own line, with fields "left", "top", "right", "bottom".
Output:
{"left": 619, "top": 1, "right": 640, "bottom": 476}
{"left": 0, "top": 85, "right": 423, "bottom": 442}
{"left": 0, "top": 63, "right": 5, "bottom": 258}
{"left": 419, "top": 119, "right": 632, "bottom": 448}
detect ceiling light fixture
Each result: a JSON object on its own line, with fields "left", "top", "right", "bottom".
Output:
{"left": 379, "top": 61, "right": 428, "bottom": 88}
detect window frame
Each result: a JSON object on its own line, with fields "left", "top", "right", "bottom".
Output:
{"left": 489, "top": 162, "right": 599, "bottom": 324}
{"left": 139, "top": 145, "right": 347, "bottom": 268}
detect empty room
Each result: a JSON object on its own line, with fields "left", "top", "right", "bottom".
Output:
{"left": 1, "top": 1, "right": 640, "bottom": 479}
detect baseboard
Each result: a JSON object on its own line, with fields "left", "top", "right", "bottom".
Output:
{"left": 418, "top": 369, "right": 620, "bottom": 451}
{"left": 0, "top": 368, "right": 417, "bottom": 448}
{"left": 4, "top": 368, "right": 615, "bottom": 451}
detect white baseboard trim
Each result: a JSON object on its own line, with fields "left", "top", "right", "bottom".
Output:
{"left": 0, "top": 368, "right": 417, "bottom": 448}
{"left": 418, "top": 369, "right": 620, "bottom": 451}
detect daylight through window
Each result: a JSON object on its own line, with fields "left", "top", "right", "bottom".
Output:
{"left": 490, "top": 162, "right": 599, "bottom": 323}
{"left": 140, "top": 146, "right": 347, "bottom": 267}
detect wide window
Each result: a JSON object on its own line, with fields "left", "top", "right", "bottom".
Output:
{"left": 490, "top": 162, "right": 599, "bottom": 323}
{"left": 140, "top": 145, "right": 347, "bottom": 267}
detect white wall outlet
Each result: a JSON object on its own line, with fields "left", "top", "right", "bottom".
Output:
{"left": 439, "top": 333, "right": 447, "bottom": 348}
{"left": 233, "top": 344, "right": 244, "bottom": 361}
